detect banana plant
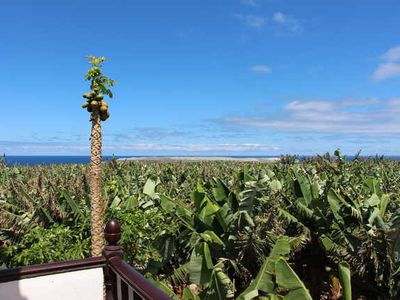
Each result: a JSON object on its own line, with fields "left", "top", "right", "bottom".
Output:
{"left": 238, "top": 236, "right": 312, "bottom": 300}
{"left": 281, "top": 166, "right": 399, "bottom": 298}
{"left": 150, "top": 172, "right": 271, "bottom": 298}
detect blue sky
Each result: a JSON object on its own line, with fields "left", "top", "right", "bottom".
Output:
{"left": 1, "top": 0, "right": 400, "bottom": 156}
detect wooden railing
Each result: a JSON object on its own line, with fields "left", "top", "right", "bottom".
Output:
{"left": 103, "top": 219, "right": 171, "bottom": 300}
{"left": 0, "top": 219, "right": 171, "bottom": 300}
{"left": 0, "top": 256, "right": 106, "bottom": 283}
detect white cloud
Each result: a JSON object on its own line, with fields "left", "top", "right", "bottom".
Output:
{"left": 284, "top": 100, "right": 334, "bottom": 111}
{"left": 340, "top": 98, "right": 380, "bottom": 107}
{"left": 235, "top": 12, "right": 302, "bottom": 33}
{"left": 381, "top": 45, "right": 400, "bottom": 62}
{"left": 0, "top": 140, "right": 278, "bottom": 155}
{"left": 103, "top": 143, "right": 278, "bottom": 152}
{"left": 0, "top": 141, "right": 89, "bottom": 155}
{"left": 240, "top": 0, "right": 258, "bottom": 7}
{"left": 250, "top": 65, "right": 271, "bottom": 73}
{"left": 272, "top": 12, "right": 302, "bottom": 33}
{"left": 224, "top": 98, "right": 400, "bottom": 134}
{"left": 273, "top": 12, "right": 286, "bottom": 24}
{"left": 112, "top": 127, "right": 185, "bottom": 142}
{"left": 372, "top": 45, "right": 400, "bottom": 81}
{"left": 235, "top": 14, "right": 266, "bottom": 28}
{"left": 373, "top": 63, "right": 400, "bottom": 81}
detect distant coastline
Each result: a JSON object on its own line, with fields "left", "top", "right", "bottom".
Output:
{"left": 3, "top": 155, "right": 400, "bottom": 166}
{"left": 118, "top": 156, "right": 280, "bottom": 163}
{"left": 2, "top": 156, "right": 120, "bottom": 166}
{"left": 2, "top": 155, "right": 280, "bottom": 166}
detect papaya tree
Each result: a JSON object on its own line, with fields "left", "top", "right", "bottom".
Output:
{"left": 82, "top": 55, "right": 115, "bottom": 256}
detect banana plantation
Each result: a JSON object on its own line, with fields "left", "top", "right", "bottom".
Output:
{"left": 0, "top": 152, "right": 399, "bottom": 299}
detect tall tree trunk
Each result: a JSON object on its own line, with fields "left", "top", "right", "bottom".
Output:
{"left": 90, "top": 108, "right": 104, "bottom": 256}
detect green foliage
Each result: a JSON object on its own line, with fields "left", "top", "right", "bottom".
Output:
{"left": 106, "top": 208, "right": 170, "bottom": 270}
{"left": 238, "top": 237, "right": 292, "bottom": 299}
{"left": 1, "top": 152, "right": 400, "bottom": 299}
{"left": 238, "top": 237, "right": 312, "bottom": 300}
{"left": 2, "top": 223, "right": 90, "bottom": 266}
{"left": 85, "top": 55, "right": 115, "bottom": 97}
{"left": 338, "top": 261, "right": 352, "bottom": 300}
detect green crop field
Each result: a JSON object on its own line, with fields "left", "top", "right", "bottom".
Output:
{"left": 0, "top": 152, "right": 399, "bottom": 299}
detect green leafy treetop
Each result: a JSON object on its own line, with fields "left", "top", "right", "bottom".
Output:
{"left": 82, "top": 55, "right": 115, "bottom": 121}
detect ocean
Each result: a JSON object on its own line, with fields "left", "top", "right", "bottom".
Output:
{"left": 3, "top": 156, "right": 123, "bottom": 166}
{"left": 2, "top": 155, "right": 400, "bottom": 167}
{"left": 3, "top": 155, "right": 278, "bottom": 166}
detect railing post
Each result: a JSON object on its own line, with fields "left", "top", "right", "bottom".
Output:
{"left": 103, "top": 219, "right": 123, "bottom": 300}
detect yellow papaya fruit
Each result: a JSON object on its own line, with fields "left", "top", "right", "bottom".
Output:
{"left": 96, "top": 94, "right": 104, "bottom": 101}
{"left": 83, "top": 93, "right": 92, "bottom": 99}
{"left": 82, "top": 102, "right": 89, "bottom": 108}
{"left": 90, "top": 101, "right": 99, "bottom": 107}
{"left": 100, "top": 106, "right": 108, "bottom": 113}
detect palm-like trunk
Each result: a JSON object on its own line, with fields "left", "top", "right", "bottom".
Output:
{"left": 90, "top": 108, "right": 104, "bottom": 256}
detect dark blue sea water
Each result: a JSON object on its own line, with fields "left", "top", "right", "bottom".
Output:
{"left": 3, "top": 155, "right": 279, "bottom": 166}
{"left": 3, "top": 156, "right": 124, "bottom": 166}
{"left": 2, "top": 155, "right": 400, "bottom": 167}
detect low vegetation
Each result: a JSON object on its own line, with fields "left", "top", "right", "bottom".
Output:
{"left": 0, "top": 152, "right": 399, "bottom": 299}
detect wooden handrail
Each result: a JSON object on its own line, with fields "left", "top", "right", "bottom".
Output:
{"left": 0, "top": 256, "right": 106, "bottom": 283}
{"left": 103, "top": 219, "right": 172, "bottom": 300}
{"left": 108, "top": 256, "right": 171, "bottom": 300}
{"left": 0, "top": 219, "right": 172, "bottom": 300}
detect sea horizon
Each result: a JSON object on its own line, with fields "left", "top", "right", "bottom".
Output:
{"left": 2, "top": 155, "right": 280, "bottom": 166}
{"left": 2, "top": 154, "right": 400, "bottom": 166}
